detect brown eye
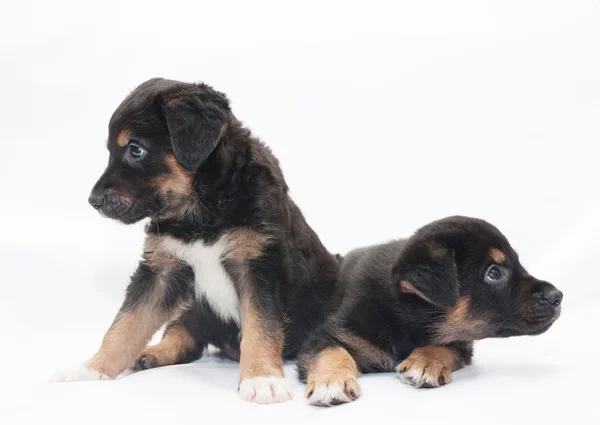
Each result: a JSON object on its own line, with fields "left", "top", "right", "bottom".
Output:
{"left": 486, "top": 265, "right": 502, "bottom": 282}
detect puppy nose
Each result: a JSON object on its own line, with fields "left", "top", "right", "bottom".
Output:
{"left": 541, "top": 286, "right": 563, "bottom": 307}
{"left": 88, "top": 193, "right": 104, "bottom": 209}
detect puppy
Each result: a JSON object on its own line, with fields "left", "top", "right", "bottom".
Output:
{"left": 297, "top": 216, "right": 562, "bottom": 406}
{"left": 50, "top": 78, "right": 340, "bottom": 404}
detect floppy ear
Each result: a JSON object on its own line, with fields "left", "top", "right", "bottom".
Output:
{"left": 391, "top": 240, "right": 459, "bottom": 309}
{"left": 163, "top": 87, "right": 230, "bottom": 171}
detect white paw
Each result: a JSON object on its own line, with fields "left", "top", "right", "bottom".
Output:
{"left": 307, "top": 379, "right": 359, "bottom": 407}
{"left": 49, "top": 364, "right": 111, "bottom": 383}
{"left": 238, "top": 376, "right": 294, "bottom": 404}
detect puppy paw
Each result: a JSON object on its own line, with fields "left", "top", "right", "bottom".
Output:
{"left": 132, "top": 353, "right": 158, "bottom": 372}
{"left": 396, "top": 355, "right": 452, "bottom": 388}
{"left": 238, "top": 376, "right": 294, "bottom": 404}
{"left": 49, "top": 364, "right": 111, "bottom": 383}
{"left": 306, "top": 377, "right": 360, "bottom": 407}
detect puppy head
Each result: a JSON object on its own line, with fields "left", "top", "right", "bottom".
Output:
{"left": 392, "top": 216, "right": 562, "bottom": 341}
{"left": 88, "top": 78, "right": 231, "bottom": 223}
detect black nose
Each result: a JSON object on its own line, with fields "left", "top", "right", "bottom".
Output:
{"left": 88, "top": 193, "right": 104, "bottom": 209}
{"left": 541, "top": 286, "right": 563, "bottom": 307}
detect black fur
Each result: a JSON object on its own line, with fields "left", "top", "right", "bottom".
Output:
{"left": 86, "top": 78, "right": 340, "bottom": 384}
{"left": 163, "top": 83, "right": 231, "bottom": 171}
{"left": 297, "top": 216, "right": 562, "bottom": 387}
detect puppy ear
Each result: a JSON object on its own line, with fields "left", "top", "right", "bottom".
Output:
{"left": 391, "top": 240, "right": 459, "bottom": 309}
{"left": 163, "top": 86, "right": 230, "bottom": 171}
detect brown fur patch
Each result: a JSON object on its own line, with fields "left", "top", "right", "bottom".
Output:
{"left": 400, "top": 280, "right": 436, "bottom": 306}
{"left": 433, "top": 296, "right": 489, "bottom": 344}
{"left": 88, "top": 307, "right": 168, "bottom": 378}
{"left": 153, "top": 154, "right": 194, "bottom": 198}
{"left": 117, "top": 130, "right": 131, "bottom": 147}
{"left": 239, "top": 296, "right": 284, "bottom": 380}
{"left": 305, "top": 347, "right": 361, "bottom": 399}
{"left": 137, "top": 323, "right": 198, "bottom": 368}
{"left": 87, "top": 255, "right": 191, "bottom": 378}
{"left": 150, "top": 154, "right": 196, "bottom": 219}
{"left": 142, "top": 234, "right": 179, "bottom": 270}
{"left": 396, "top": 346, "right": 457, "bottom": 387}
{"left": 223, "top": 228, "right": 268, "bottom": 263}
{"left": 490, "top": 248, "right": 506, "bottom": 263}
{"left": 334, "top": 329, "right": 394, "bottom": 371}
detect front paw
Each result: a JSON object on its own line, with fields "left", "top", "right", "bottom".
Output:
{"left": 306, "top": 376, "right": 361, "bottom": 407}
{"left": 49, "top": 364, "right": 111, "bottom": 383}
{"left": 396, "top": 356, "right": 452, "bottom": 388}
{"left": 238, "top": 376, "right": 294, "bottom": 404}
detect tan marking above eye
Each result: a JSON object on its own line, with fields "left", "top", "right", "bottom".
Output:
{"left": 117, "top": 130, "right": 131, "bottom": 147}
{"left": 490, "top": 248, "right": 506, "bottom": 263}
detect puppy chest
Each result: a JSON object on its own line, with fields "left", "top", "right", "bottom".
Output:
{"left": 159, "top": 236, "right": 240, "bottom": 323}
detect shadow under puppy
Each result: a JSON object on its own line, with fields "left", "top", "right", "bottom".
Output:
{"left": 297, "top": 216, "right": 563, "bottom": 406}
{"left": 50, "top": 78, "right": 340, "bottom": 404}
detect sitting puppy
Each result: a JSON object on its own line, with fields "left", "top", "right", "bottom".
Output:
{"left": 297, "top": 216, "right": 563, "bottom": 406}
{"left": 50, "top": 78, "right": 340, "bottom": 404}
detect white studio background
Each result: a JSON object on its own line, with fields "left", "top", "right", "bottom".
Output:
{"left": 1, "top": 0, "right": 599, "bottom": 423}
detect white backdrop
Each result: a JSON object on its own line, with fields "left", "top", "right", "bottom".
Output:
{"left": 2, "top": 0, "right": 599, "bottom": 423}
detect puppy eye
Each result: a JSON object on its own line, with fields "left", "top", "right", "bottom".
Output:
{"left": 485, "top": 265, "right": 502, "bottom": 282}
{"left": 129, "top": 143, "right": 145, "bottom": 159}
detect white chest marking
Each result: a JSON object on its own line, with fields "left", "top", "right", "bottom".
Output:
{"left": 159, "top": 235, "right": 240, "bottom": 323}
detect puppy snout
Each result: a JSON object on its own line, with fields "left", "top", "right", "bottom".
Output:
{"left": 88, "top": 193, "right": 104, "bottom": 209}
{"left": 541, "top": 286, "right": 563, "bottom": 307}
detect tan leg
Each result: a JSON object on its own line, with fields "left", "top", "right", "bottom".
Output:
{"left": 305, "top": 347, "right": 361, "bottom": 407}
{"left": 49, "top": 249, "right": 194, "bottom": 383}
{"left": 396, "top": 345, "right": 461, "bottom": 388}
{"left": 88, "top": 307, "right": 170, "bottom": 378}
{"left": 237, "top": 297, "right": 292, "bottom": 404}
{"left": 134, "top": 322, "right": 199, "bottom": 371}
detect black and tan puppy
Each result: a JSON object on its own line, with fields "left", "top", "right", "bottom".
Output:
{"left": 297, "top": 216, "right": 562, "bottom": 406}
{"left": 50, "top": 78, "right": 340, "bottom": 404}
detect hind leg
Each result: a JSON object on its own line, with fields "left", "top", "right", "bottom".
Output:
{"left": 134, "top": 321, "right": 202, "bottom": 371}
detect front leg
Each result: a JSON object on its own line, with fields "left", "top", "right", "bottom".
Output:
{"left": 234, "top": 257, "right": 293, "bottom": 404}
{"left": 50, "top": 253, "right": 194, "bottom": 382}
{"left": 396, "top": 341, "right": 474, "bottom": 388}
{"left": 297, "top": 327, "right": 393, "bottom": 407}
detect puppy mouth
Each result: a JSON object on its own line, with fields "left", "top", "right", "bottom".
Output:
{"left": 97, "top": 200, "right": 148, "bottom": 224}
{"left": 499, "top": 307, "right": 561, "bottom": 337}
{"left": 524, "top": 308, "right": 561, "bottom": 330}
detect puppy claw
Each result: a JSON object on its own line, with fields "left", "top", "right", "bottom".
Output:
{"left": 396, "top": 356, "right": 452, "bottom": 389}
{"left": 306, "top": 377, "right": 361, "bottom": 407}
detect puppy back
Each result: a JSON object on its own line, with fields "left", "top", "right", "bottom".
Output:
{"left": 340, "top": 240, "right": 407, "bottom": 286}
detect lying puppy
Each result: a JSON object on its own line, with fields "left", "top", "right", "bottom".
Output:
{"left": 297, "top": 216, "right": 562, "bottom": 406}
{"left": 50, "top": 78, "right": 340, "bottom": 404}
